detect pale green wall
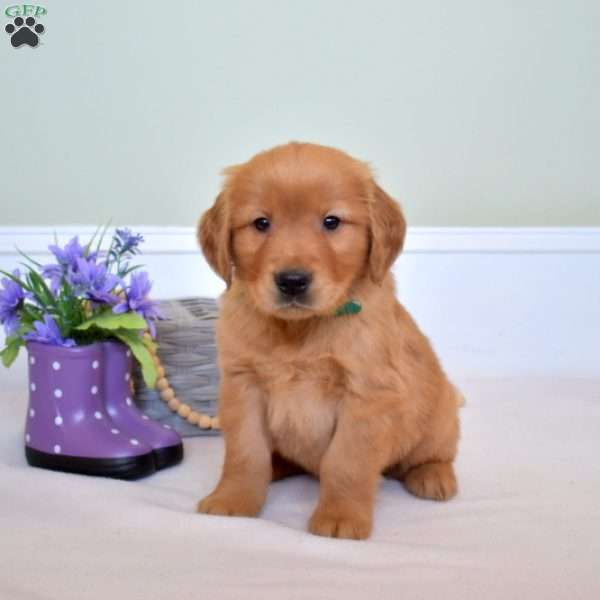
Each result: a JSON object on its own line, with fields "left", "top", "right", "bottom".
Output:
{"left": 1, "top": 0, "right": 598, "bottom": 227}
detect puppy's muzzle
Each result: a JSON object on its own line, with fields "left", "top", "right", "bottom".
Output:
{"left": 274, "top": 270, "right": 312, "bottom": 299}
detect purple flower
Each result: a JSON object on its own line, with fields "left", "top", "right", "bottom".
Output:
{"left": 42, "top": 236, "right": 97, "bottom": 293}
{"left": 24, "top": 314, "right": 76, "bottom": 347}
{"left": 0, "top": 269, "right": 28, "bottom": 336}
{"left": 68, "top": 258, "right": 121, "bottom": 305}
{"left": 114, "top": 228, "right": 144, "bottom": 256}
{"left": 48, "top": 236, "right": 86, "bottom": 267}
{"left": 41, "top": 264, "right": 64, "bottom": 294}
{"left": 113, "top": 271, "right": 163, "bottom": 337}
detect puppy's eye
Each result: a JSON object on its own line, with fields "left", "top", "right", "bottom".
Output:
{"left": 253, "top": 217, "right": 270, "bottom": 232}
{"left": 323, "top": 216, "right": 341, "bottom": 231}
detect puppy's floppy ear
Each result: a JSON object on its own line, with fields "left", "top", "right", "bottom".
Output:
{"left": 368, "top": 183, "right": 407, "bottom": 284}
{"left": 198, "top": 192, "right": 233, "bottom": 288}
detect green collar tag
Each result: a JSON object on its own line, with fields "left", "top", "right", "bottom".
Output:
{"left": 334, "top": 299, "right": 362, "bottom": 317}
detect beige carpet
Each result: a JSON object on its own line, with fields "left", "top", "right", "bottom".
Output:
{"left": 1, "top": 378, "right": 599, "bottom": 600}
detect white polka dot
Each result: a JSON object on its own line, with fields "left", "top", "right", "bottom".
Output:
{"left": 125, "top": 373, "right": 130, "bottom": 381}
{"left": 29, "top": 409, "right": 35, "bottom": 418}
{"left": 126, "top": 350, "right": 131, "bottom": 357}
{"left": 94, "top": 411, "right": 103, "bottom": 420}
{"left": 25, "top": 433, "right": 31, "bottom": 443}
{"left": 125, "top": 397, "right": 132, "bottom": 406}
{"left": 111, "top": 428, "right": 120, "bottom": 435}
{"left": 163, "top": 424, "right": 171, "bottom": 430}
{"left": 54, "top": 444, "right": 61, "bottom": 454}
{"left": 52, "top": 361, "right": 61, "bottom": 371}
{"left": 30, "top": 382, "right": 36, "bottom": 392}
{"left": 54, "top": 388, "right": 63, "bottom": 399}
{"left": 130, "top": 438, "right": 139, "bottom": 446}
{"left": 142, "top": 415, "right": 149, "bottom": 420}
{"left": 30, "top": 356, "right": 36, "bottom": 365}
{"left": 54, "top": 416, "right": 63, "bottom": 426}
{"left": 91, "top": 385, "right": 98, "bottom": 395}
{"left": 92, "top": 360, "right": 99, "bottom": 369}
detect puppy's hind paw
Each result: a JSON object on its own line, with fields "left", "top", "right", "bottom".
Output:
{"left": 403, "top": 462, "right": 457, "bottom": 501}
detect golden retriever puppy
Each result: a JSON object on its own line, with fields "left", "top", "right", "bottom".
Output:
{"left": 197, "top": 142, "right": 460, "bottom": 540}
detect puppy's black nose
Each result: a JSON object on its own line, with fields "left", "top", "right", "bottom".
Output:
{"left": 274, "top": 270, "right": 312, "bottom": 297}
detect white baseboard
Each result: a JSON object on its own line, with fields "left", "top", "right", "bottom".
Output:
{"left": 1, "top": 226, "right": 599, "bottom": 379}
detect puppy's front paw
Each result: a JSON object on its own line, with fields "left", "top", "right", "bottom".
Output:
{"left": 308, "top": 507, "right": 372, "bottom": 540}
{"left": 197, "top": 490, "right": 262, "bottom": 517}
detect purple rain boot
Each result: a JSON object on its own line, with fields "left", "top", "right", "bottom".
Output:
{"left": 102, "top": 341, "right": 183, "bottom": 470}
{"left": 24, "top": 341, "right": 156, "bottom": 480}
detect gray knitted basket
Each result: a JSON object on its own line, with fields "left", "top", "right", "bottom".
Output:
{"left": 132, "top": 297, "right": 221, "bottom": 437}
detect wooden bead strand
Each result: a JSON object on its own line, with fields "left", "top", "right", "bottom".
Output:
{"left": 145, "top": 340, "right": 220, "bottom": 431}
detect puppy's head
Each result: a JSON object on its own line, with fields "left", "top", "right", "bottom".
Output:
{"left": 199, "top": 142, "right": 406, "bottom": 320}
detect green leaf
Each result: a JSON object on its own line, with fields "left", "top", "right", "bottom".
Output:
{"left": 112, "top": 329, "right": 157, "bottom": 388}
{"left": 96, "top": 221, "right": 112, "bottom": 256}
{"left": 0, "top": 269, "right": 33, "bottom": 293}
{"left": 119, "top": 263, "right": 144, "bottom": 277}
{"left": 76, "top": 311, "right": 147, "bottom": 331}
{"left": 96, "top": 221, "right": 114, "bottom": 270}
{"left": 24, "top": 267, "right": 57, "bottom": 308}
{"left": 55, "top": 279, "right": 86, "bottom": 335}
{"left": 1, "top": 337, "right": 24, "bottom": 368}
{"left": 84, "top": 224, "right": 102, "bottom": 257}
{"left": 20, "top": 304, "right": 42, "bottom": 326}
{"left": 15, "top": 246, "right": 43, "bottom": 267}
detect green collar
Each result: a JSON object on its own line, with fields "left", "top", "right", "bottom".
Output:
{"left": 334, "top": 299, "right": 362, "bottom": 317}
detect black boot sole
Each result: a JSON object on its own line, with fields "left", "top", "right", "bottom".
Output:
{"left": 25, "top": 446, "right": 156, "bottom": 480}
{"left": 152, "top": 443, "right": 184, "bottom": 470}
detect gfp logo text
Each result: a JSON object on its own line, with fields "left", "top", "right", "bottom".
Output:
{"left": 5, "top": 4, "right": 46, "bottom": 17}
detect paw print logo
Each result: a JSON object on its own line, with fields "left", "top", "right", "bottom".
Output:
{"left": 5, "top": 16, "right": 45, "bottom": 48}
